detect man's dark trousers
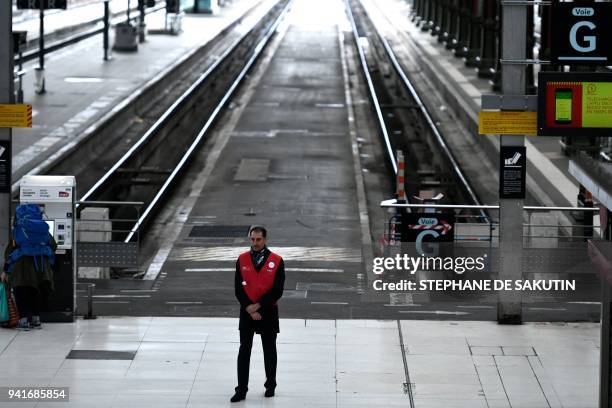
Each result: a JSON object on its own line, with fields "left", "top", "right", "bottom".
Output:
{"left": 236, "top": 328, "right": 277, "bottom": 394}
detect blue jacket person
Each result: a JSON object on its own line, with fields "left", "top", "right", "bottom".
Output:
{"left": 231, "top": 226, "right": 285, "bottom": 402}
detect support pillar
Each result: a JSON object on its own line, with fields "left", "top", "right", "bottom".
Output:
{"left": 0, "top": 1, "right": 13, "bottom": 251}
{"left": 497, "top": 1, "right": 525, "bottom": 325}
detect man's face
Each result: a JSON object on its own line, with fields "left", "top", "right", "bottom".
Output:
{"left": 250, "top": 231, "right": 266, "bottom": 251}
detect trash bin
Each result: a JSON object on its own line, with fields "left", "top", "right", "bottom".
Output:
{"left": 34, "top": 67, "right": 45, "bottom": 94}
{"left": 168, "top": 12, "right": 184, "bottom": 34}
{"left": 113, "top": 22, "right": 138, "bottom": 52}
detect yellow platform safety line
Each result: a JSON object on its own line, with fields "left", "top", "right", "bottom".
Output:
{"left": 0, "top": 104, "right": 33, "bottom": 128}
{"left": 478, "top": 111, "right": 537, "bottom": 136}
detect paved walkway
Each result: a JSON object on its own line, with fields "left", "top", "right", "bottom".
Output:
{"left": 0, "top": 317, "right": 599, "bottom": 407}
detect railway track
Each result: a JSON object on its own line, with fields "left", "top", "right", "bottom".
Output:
{"left": 69, "top": 0, "right": 292, "bottom": 242}
{"left": 346, "top": 0, "right": 485, "bottom": 219}
{"left": 7, "top": 0, "right": 291, "bottom": 246}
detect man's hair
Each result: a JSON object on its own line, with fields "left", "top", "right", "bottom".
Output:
{"left": 249, "top": 225, "right": 267, "bottom": 238}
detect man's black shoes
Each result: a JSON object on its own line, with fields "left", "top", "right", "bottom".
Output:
{"left": 230, "top": 392, "right": 246, "bottom": 403}
{"left": 230, "top": 388, "right": 274, "bottom": 401}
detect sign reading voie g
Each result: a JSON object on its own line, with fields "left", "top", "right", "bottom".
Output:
{"left": 551, "top": 2, "right": 612, "bottom": 65}
{"left": 402, "top": 213, "right": 455, "bottom": 257}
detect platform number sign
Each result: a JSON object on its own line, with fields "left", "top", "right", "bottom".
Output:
{"left": 16, "top": 0, "right": 67, "bottom": 9}
{"left": 551, "top": 2, "right": 612, "bottom": 65}
{"left": 402, "top": 213, "right": 455, "bottom": 257}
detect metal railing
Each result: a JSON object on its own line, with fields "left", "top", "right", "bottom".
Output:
{"left": 14, "top": 2, "right": 166, "bottom": 65}
{"left": 380, "top": 199, "right": 601, "bottom": 247}
{"left": 76, "top": 201, "right": 143, "bottom": 272}
{"left": 377, "top": 200, "right": 600, "bottom": 312}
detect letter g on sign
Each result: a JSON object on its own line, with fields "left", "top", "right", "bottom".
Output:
{"left": 415, "top": 230, "right": 440, "bottom": 257}
{"left": 570, "top": 21, "right": 597, "bottom": 53}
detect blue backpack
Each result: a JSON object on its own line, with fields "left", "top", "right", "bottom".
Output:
{"left": 6, "top": 204, "right": 55, "bottom": 273}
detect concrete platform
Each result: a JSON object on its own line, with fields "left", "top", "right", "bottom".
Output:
{"left": 0, "top": 317, "right": 599, "bottom": 407}
{"left": 12, "top": 0, "right": 263, "bottom": 182}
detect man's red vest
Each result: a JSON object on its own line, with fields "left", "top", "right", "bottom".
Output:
{"left": 238, "top": 251, "right": 282, "bottom": 305}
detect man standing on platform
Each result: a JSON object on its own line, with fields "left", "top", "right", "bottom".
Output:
{"left": 231, "top": 226, "right": 285, "bottom": 402}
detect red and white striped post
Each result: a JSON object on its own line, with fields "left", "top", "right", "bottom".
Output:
{"left": 396, "top": 150, "right": 406, "bottom": 203}
{"left": 395, "top": 151, "right": 409, "bottom": 245}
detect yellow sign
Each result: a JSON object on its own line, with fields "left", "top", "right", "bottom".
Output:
{"left": 582, "top": 82, "right": 612, "bottom": 128}
{"left": 478, "top": 111, "right": 537, "bottom": 136}
{"left": 0, "top": 104, "right": 32, "bottom": 128}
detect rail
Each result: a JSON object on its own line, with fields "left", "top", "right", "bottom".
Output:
{"left": 74, "top": 0, "right": 292, "bottom": 242}
{"left": 347, "top": 0, "right": 487, "bottom": 221}
{"left": 123, "top": 0, "right": 293, "bottom": 242}
{"left": 344, "top": 0, "right": 397, "bottom": 175}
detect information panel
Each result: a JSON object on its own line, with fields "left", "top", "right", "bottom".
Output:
{"left": 0, "top": 104, "right": 32, "bottom": 128}
{"left": 16, "top": 0, "right": 67, "bottom": 9}
{"left": 499, "top": 146, "right": 526, "bottom": 199}
{"left": 538, "top": 72, "right": 612, "bottom": 137}
{"left": 479, "top": 111, "right": 537, "bottom": 136}
{"left": 0, "top": 141, "right": 11, "bottom": 194}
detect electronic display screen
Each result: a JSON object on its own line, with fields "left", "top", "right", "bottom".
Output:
{"left": 554, "top": 89, "right": 572, "bottom": 123}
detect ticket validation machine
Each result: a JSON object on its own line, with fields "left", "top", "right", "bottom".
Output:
{"left": 19, "top": 176, "right": 76, "bottom": 322}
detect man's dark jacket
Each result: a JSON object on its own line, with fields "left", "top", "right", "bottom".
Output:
{"left": 235, "top": 247, "right": 285, "bottom": 333}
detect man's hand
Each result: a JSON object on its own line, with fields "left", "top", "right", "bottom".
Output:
{"left": 245, "top": 303, "right": 261, "bottom": 314}
{"left": 250, "top": 312, "right": 262, "bottom": 321}
{"left": 0, "top": 272, "right": 7, "bottom": 283}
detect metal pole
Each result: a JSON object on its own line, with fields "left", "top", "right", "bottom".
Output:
{"left": 477, "top": 0, "right": 497, "bottom": 78}
{"left": 601, "top": 280, "right": 611, "bottom": 408}
{"left": 39, "top": 2, "right": 44, "bottom": 70}
{"left": 84, "top": 283, "right": 96, "bottom": 319}
{"left": 104, "top": 1, "right": 111, "bottom": 60}
{"left": 17, "top": 51, "right": 24, "bottom": 104}
{"left": 432, "top": 0, "right": 444, "bottom": 37}
{"left": 36, "top": 0, "right": 46, "bottom": 94}
{"left": 0, "top": 1, "right": 13, "bottom": 252}
{"left": 421, "top": 0, "right": 434, "bottom": 31}
{"left": 497, "top": 1, "right": 526, "bottom": 325}
{"left": 138, "top": 0, "right": 145, "bottom": 43}
{"left": 465, "top": 0, "right": 483, "bottom": 67}
{"left": 444, "top": 0, "right": 459, "bottom": 48}
{"left": 491, "top": 2, "right": 502, "bottom": 91}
